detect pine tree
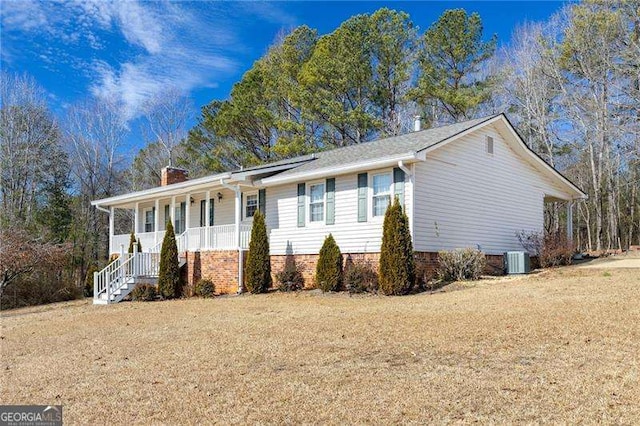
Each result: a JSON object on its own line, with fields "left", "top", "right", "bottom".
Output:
{"left": 315, "top": 234, "right": 343, "bottom": 292}
{"left": 379, "top": 197, "right": 415, "bottom": 295}
{"left": 158, "top": 221, "right": 181, "bottom": 298}
{"left": 414, "top": 9, "right": 497, "bottom": 121}
{"left": 245, "top": 210, "right": 272, "bottom": 293}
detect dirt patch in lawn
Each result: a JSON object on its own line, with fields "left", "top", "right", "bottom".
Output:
{"left": 2, "top": 267, "right": 639, "bottom": 424}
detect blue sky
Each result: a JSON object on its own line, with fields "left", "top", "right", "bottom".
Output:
{"left": 1, "top": 1, "right": 564, "bottom": 145}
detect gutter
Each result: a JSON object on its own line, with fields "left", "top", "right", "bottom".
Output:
{"left": 259, "top": 152, "right": 423, "bottom": 186}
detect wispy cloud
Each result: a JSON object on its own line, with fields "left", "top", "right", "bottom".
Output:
{"left": 1, "top": 0, "right": 295, "bottom": 120}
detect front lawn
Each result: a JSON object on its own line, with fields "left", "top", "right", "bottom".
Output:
{"left": 2, "top": 267, "right": 639, "bottom": 423}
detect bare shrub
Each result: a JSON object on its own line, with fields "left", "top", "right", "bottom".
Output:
{"left": 516, "top": 230, "right": 574, "bottom": 268}
{"left": 437, "top": 248, "right": 486, "bottom": 282}
{"left": 0, "top": 228, "right": 75, "bottom": 309}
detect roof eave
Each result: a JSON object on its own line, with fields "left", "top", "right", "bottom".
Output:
{"left": 258, "top": 152, "right": 423, "bottom": 186}
{"left": 91, "top": 172, "right": 232, "bottom": 208}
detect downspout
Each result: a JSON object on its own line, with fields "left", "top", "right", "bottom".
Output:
{"left": 220, "top": 178, "right": 244, "bottom": 294}
{"left": 397, "top": 160, "right": 412, "bottom": 177}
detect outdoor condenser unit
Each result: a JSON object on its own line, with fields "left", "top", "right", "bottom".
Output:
{"left": 504, "top": 251, "right": 531, "bottom": 274}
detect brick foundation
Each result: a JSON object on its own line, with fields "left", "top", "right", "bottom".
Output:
{"left": 184, "top": 250, "right": 506, "bottom": 295}
{"left": 270, "top": 251, "right": 505, "bottom": 289}
{"left": 182, "top": 250, "right": 243, "bottom": 295}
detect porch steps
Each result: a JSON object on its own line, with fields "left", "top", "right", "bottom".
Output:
{"left": 93, "top": 252, "right": 187, "bottom": 305}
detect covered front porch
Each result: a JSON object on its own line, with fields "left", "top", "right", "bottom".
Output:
{"left": 104, "top": 182, "right": 260, "bottom": 255}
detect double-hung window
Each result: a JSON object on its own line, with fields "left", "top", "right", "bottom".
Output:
{"left": 144, "top": 208, "right": 154, "bottom": 232}
{"left": 174, "top": 202, "right": 186, "bottom": 234}
{"left": 309, "top": 183, "right": 325, "bottom": 222}
{"left": 200, "top": 199, "right": 214, "bottom": 227}
{"left": 245, "top": 194, "right": 258, "bottom": 219}
{"left": 372, "top": 173, "right": 392, "bottom": 217}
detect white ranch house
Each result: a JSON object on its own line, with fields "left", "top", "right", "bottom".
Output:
{"left": 91, "top": 114, "right": 587, "bottom": 303}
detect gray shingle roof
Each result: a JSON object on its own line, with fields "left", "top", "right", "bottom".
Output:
{"left": 268, "top": 115, "right": 498, "bottom": 177}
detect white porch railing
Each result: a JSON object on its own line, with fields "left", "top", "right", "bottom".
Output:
{"left": 94, "top": 249, "right": 161, "bottom": 303}
{"left": 111, "top": 224, "right": 252, "bottom": 254}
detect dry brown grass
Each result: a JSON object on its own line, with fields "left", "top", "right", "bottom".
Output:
{"left": 2, "top": 266, "right": 639, "bottom": 424}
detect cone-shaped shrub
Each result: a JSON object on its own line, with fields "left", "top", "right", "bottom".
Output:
{"left": 379, "top": 197, "right": 415, "bottom": 295}
{"left": 126, "top": 233, "right": 143, "bottom": 253}
{"left": 245, "top": 210, "right": 272, "bottom": 293}
{"left": 128, "top": 232, "right": 137, "bottom": 253}
{"left": 158, "top": 221, "right": 181, "bottom": 298}
{"left": 315, "top": 234, "right": 343, "bottom": 292}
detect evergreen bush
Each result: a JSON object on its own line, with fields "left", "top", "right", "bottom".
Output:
{"left": 245, "top": 210, "right": 272, "bottom": 293}
{"left": 344, "top": 258, "right": 378, "bottom": 294}
{"left": 379, "top": 197, "right": 415, "bottom": 295}
{"left": 131, "top": 283, "right": 157, "bottom": 301}
{"left": 158, "top": 221, "right": 181, "bottom": 298}
{"left": 276, "top": 254, "right": 304, "bottom": 292}
{"left": 127, "top": 233, "right": 143, "bottom": 253}
{"left": 315, "top": 234, "right": 343, "bottom": 292}
{"left": 83, "top": 264, "right": 100, "bottom": 297}
{"left": 195, "top": 279, "right": 215, "bottom": 298}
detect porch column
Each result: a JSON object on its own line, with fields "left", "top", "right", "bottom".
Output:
{"left": 205, "top": 190, "right": 211, "bottom": 249}
{"left": 134, "top": 202, "right": 139, "bottom": 234}
{"left": 154, "top": 199, "right": 160, "bottom": 246}
{"left": 185, "top": 193, "right": 191, "bottom": 249}
{"left": 234, "top": 187, "right": 243, "bottom": 294}
{"left": 109, "top": 206, "right": 115, "bottom": 255}
{"left": 170, "top": 196, "right": 176, "bottom": 229}
{"left": 567, "top": 201, "right": 574, "bottom": 244}
{"left": 234, "top": 189, "right": 241, "bottom": 248}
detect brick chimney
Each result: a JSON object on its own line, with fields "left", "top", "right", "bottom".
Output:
{"left": 161, "top": 166, "right": 189, "bottom": 186}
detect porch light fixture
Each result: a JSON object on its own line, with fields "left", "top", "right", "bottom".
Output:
{"left": 217, "top": 192, "right": 223, "bottom": 203}
{"left": 190, "top": 197, "right": 195, "bottom": 205}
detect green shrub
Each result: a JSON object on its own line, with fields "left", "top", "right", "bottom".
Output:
{"left": 84, "top": 264, "right": 100, "bottom": 297}
{"left": 131, "top": 283, "right": 157, "bottom": 301}
{"left": 128, "top": 233, "right": 143, "bottom": 253}
{"left": 276, "top": 255, "right": 304, "bottom": 292}
{"left": 315, "top": 234, "right": 342, "bottom": 292}
{"left": 344, "top": 258, "right": 378, "bottom": 294}
{"left": 245, "top": 210, "right": 272, "bottom": 293}
{"left": 437, "top": 248, "right": 486, "bottom": 281}
{"left": 158, "top": 221, "right": 181, "bottom": 299}
{"left": 195, "top": 279, "right": 215, "bottom": 298}
{"left": 379, "top": 197, "right": 415, "bottom": 295}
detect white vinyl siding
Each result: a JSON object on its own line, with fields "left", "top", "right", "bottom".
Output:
{"left": 266, "top": 168, "right": 412, "bottom": 255}
{"left": 413, "top": 124, "right": 569, "bottom": 255}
